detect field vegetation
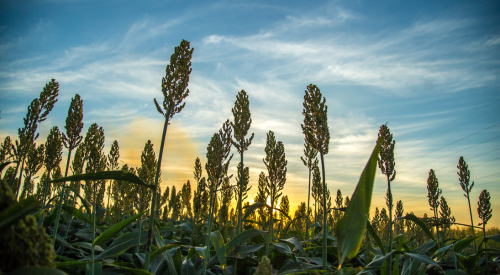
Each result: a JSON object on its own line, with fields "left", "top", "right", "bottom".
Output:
{"left": 0, "top": 39, "right": 498, "bottom": 275}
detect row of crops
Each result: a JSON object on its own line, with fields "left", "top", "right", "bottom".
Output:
{"left": 0, "top": 39, "right": 499, "bottom": 274}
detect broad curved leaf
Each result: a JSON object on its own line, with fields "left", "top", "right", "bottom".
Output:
{"left": 94, "top": 210, "right": 146, "bottom": 246}
{"left": 49, "top": 171, "right": 154, "bottom": 189}
{"left": 210, "top": 230, "right": 227, "bottom": 271}
{"left": 61, "top": 205, "right": 92, "bottom": 224}
{"left": 225, "top": 228, "right": 266, "bottom": 251}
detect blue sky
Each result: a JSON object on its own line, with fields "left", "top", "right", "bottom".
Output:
{"left": 1, "top": 0, "right": 499, "bottom": 227}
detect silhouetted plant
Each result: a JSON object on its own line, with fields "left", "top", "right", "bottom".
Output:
{"left": 394, "top": 200, "right": 404, "bottom": 234}
{"left": 146, "top": 39, "right": 193, "bottom": 270}
{"left": 378, "top": 124, "right": 396, "bottom": 274}
{"left": 52, "top": 94, "right": 84, "bottom": 246}
{"left": 263, "top": 130, "right": 287, "bottom": 255}
{"left": 457, "top": 156, "right": 477, "bottom": 251}
{"left": 300, "top": 142, "right": 318, "bottom": 240}
{"left": 477, "top": 189, "right": 492, "bottom": 250}
{"left": 0, "top": 136, "right": 14, "bottom": 164}
{"left": 230, "top": 89, "right": 254, "bottom": 236}
{"left": 40, "top": 126, "right": 63, "bottom": 225}
{"left": 301, "top": 84, "right": 330, "bottom": 270}
{"left": 105, "top": 140, "right": 120, "bottom": 225}
{"left": 256, "top": 171, "right": 269, "bottom": 230}
{"left": 11, "top": 80, "right": 59, "bottom": 192}
{"left": 19, "top": 143, "right": 44, "bottom": 200}
{"left": 181, "top": 180, "right": 192, "bottom": 220}
{"left": 311, "top": 165, "right": 322, "bottom": 223}
{"left": 279, "top": 195, "right": 290, "bottom": 238}
{"left": 427, "top": 169, "right": 442, "bottom": 246}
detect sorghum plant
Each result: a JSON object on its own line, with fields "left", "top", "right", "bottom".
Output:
{"left": 263, "top": 130, "right": 287, "bottom": 253}
{"left": 53, "top": 94, "right": 84, "bottom": 246}
{"left": 427, "top": 169, "right": 442, "bottom": 245}
{"left": 301, "top": 84, "right": 330, "bottom": 270}
{"left": 146, "top": 39, "right": 193, "bottom": 270}
{"left": 230, "top": 89, "right": 254, "bottom": 236}
{"left": 457, "top": 156, "right": 477, "bottom": 251}
{"left": 378, "top": 124, "right": 396, "bottom": 273}
{"left": 40, "top": 126, "right": 63, "bottom": 225}
{"left": 300, "top": 142, "right": 318, "bottom": 240}
{"left": 106, "top": 140, "right": 120, "bottom": 224}
{"left": 477, "top": 189, "right": 492, "bottom": 249}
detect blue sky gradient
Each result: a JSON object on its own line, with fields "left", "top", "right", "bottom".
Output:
{"left": 1, "top": 0, "right": 499, "bottom": 226}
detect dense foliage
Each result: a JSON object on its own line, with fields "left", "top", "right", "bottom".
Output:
{"left": 1, "top": 39, "right": 499, "bottom": 275}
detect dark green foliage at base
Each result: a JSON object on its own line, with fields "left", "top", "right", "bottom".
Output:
{"left": 0, "top": 178, "right": 56, "bottom": 274}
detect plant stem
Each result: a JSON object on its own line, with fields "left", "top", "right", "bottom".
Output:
{"left": 143, "top": 117, "right": 169, "bottom": 271}
{"left": 39, "top": 168, "right": 52, "bottom": 225}
{"left": 306, "top": 167, "right": 311, "bottom": 241}
{"left": 387, "top": 175, "right": 392, "bottom": 275}
{"left": 320, "top": 152, "right": 327, "bottom": 271}
{"left": 15, "top": 159, "right": 26, "bottom": 200}
{"left": 136, "top": 218, "right": 142, "bottom": 253}
{"left": 466, "top": 194, "right": 477, "bottom": 252}
{"left": 52, "top": 149, "right": 73, "bottom": 247}
{"left": 92, "top": 191, "right": 96, "bottom": 275}
{"left": 203, "top": 182, "right": 216, "bottom": 275}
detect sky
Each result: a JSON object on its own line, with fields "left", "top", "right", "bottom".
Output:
{"left": 1, "top": 0, "right": 499, "bottom": 228}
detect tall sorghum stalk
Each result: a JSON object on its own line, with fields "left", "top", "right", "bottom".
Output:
{"left": 426, "top": 169, "right": 442, "bottom": 246}
{"left": 52, "top": 94, "right": 84, "bottom": 247}
{"left": 230, "top": 89, "right": 254, "bottom": 236}
{"left": 378, "top": 124, "right": 396, "bottom": 275}
{"left": 145, "top": 39, "right": 193, "bottom": 270}
{"left": 136, "top": 140, "right": 158, "bottom": 253}
{"left": 477, "top": 189, "right": 492, "bottom": 250}
{"left": 311, "top": 166, "right": 322, "bottom": 224}
{"left": 19, "top": 143, "right": 44, "bottom": 200}
{"left": 301, "top": 84, "right": 330, "bottom": 270}
{"left": 192, "top": 157, "right": 206, "bottom": 245}
{"left": 39, "top": 126, "right": 63, "bottom": 226}
{"left": 263, "top": 131, "right": 287, "bottom": 256}
{"left": 439, "top": 196, "right": 457, "bottom": 270}
{"left": 84, "top": 123, "right": 106, "bottom": 275}
{"left": 301, "top": 142, "right": 318, "bottom": 241}
{"left": 457, "top": 156, "right": 477, "bottom": 252}
{"left": 11, "top": 80, "right": 59, "bottom": 193}
{"left": 204, "top": 121, "right": 233, "bottom": 275}
{"left": 106, "top": 140, "right": 120, "bottom": 225}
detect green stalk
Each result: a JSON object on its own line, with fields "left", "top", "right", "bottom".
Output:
{"left": 91, "top": 190, "right": 96, "bottom": 275}
{"left": 320, "top": 152, "right": 327, "bottom": 271}
{"left": 14, "top": 159, "right": 26, "bottom": 200}
{"left": 266, "top": 187, "right": 274, "bottom": 257}
{"left": 449, "top": 223, "right": 457, "bottom": 270}
{"left": 203, "top": 182, "right": 216, "bottom": 275}
{"left": 234, "top": 152, "right": 244, "bottom": 273}
{"left": 466, "top": 195, "right": 477, "bottom": 252}
{"left": 306, "top": 167, "right": 311, "bottom": 241}
{"left": 39, "top": 168, "right": 52, "bottom": 225}
{"left": 52, "top": 149, "right": 73, "bottom": 246}
{"left": 143, "top": 117, "right": 169, "bottom": 271}
{"left": 387, "top": 175, "right": 393, "bottom": 275}
{"left": 136, "top": 219, "right": 143, "bottom": 253}
{"left": 106, "top": 180, "right": 112, "bottom": 225}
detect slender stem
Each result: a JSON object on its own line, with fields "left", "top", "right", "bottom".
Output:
{"left": 320, "top": 152, "right": 327, "bottom": 271}
{"left": 39, "top": 168, "right": 52, "bottom": 225}
{"left": 387, "top": 175, "right": 392, "bottom": 275}
{"left": 466, "top": 194, "right": 477, "bottom": 252}
{"left": 203, "top": 182, "right": 216, "bottom": 275}
{"left": 9, "top": 153, "right": 22, "bottom": 189}
{"left": 234, "top": 152, "right": 244, "bottom": 274}
{"left": 306, "top": 167, "right": 311, "bottom": 241}
{"left": 106, "top": 178, "right": 112, "bottom": 225}
{"left": 143, "top": 117, "right": 169, "bottom": 271}
{"left": 15, "top": 159, "right": 26, "bottom": 200}
{"left": 92, "top": 190, "right": 96, "bottom": 275}
{"left": 136, "top": 219, "right": 142, "bottom": 253}
{"left": 52, "top": 149, "right": 73, "bottom": 247}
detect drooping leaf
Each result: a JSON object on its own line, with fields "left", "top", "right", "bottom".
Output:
{"left": 49, "top": 170, "right": 154, "bottom": 189}
{"left": 0, "top": 196, "right": 39, "bottom": 230}
{"left": 150, "top": 244, "right": 182, "bottom": 262}
{"left": 281, "top": 237, "right": 308, "bottom": 260}
{"left": 336, "top": 138, "right": 381, "bottom": 266}
{"left": 181, "top": 258, "right": 195, "bottom": 275}
{"left": 225, "top": 228, "right": 267, "bottom": 251}
{"left": 405, "top": 253, "right": 441, "bottom": 268}
{"left": 61, "top": 205, "right": 92, "bottom": 224}
{"left": 366, "top": 219, "right": 385, "bottom": 254}
{"left": 397, "top": 214, "right": 436, "bottom": 244}
{"left": 210, "top": 230, "right": 227, "bottom": 271}
{"left": 452, "top": 236, "right": 477, "bottom": 253}
{"left": 154, "top": 226, "right": 179, "bottom": 275}
{"left": 0, "top": 161, "right": 17, "bottom": 174}
{"left": 95, "top": 231, "right": 149, "bottom": 259}
{"left": 93, "top": 210, "right": 146, "bottom": 246}
{"left": 271, "top": 242, "right": 292, "bottom": 254}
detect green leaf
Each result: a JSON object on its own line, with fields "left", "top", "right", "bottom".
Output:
{"left": 154, "top": 226, "right": 179, "bottom": 275}
{"left": 195, "top": 246, "right": 209, "bottom": 261}
{"left": 485, "top": 234, "right": 500, "bottom": 243}
{"left": 281, "top": 237, "right": 308, "bottom": 259}
{"left": 7, "top": 267, "right": 69, "bottom": 275}
{"left": 452, "top": 236, "right": 477, "bottom": 253}
{"left": 271, "top": 242, "right": 292, "bottom": 254}
{"left": 397, "top": 214, "right": 436, "bottom": 244}
{"left": 230, "top": 244, "right": 264, "bottom": 258}
{"left": 242, "top": 202, "right": 268, "bottom": 222}
{"left": 210, "top": 230, "right": 227, "bottom": 271}
{"left": 366, "top": 219, "right": 385, "bottom": 254}
{"left": 336, "top": 138, "right": 381, "bottom": 267}
{"left": 404, "top": 253, "right": 441, "bottom": 268}
{"left": 225, "top": 228, "right": 266, "bottom": 251}
{"left": 73, "top": 242, "right": 104, "bottom": 252}
{"left": 181, "top": 258, "right": 195, "bottom": 275}
{"left": 150, "top": 244, "right": 182, "bottom": 262}
{"left": 66, "top": 186, "right": 92, "bottom": 217}
{"left": 43, "top": 210, "right": 58, "bottom": 228}
{"left": 172, "top": 248, "right": 183, "bottom": 275}
{"left": 95, "top": 231, "right": 148, "bottom": 259}
{"left": 61, "top": 205, "right": 92, "bottom": 224}
{"left": 93, "top": 210, "right": 146, "bottom": 246}
{"left": 0, "top": 161, "right": 16, "bottom": 174}
{"left": 49, "top": 171, "right": 154, "bottom": 189}
{"left": 0, "top": 196, "right": 39, "bottom": 230}
{"left": 103, "top": 263, "right": 155, "bottom": 275}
